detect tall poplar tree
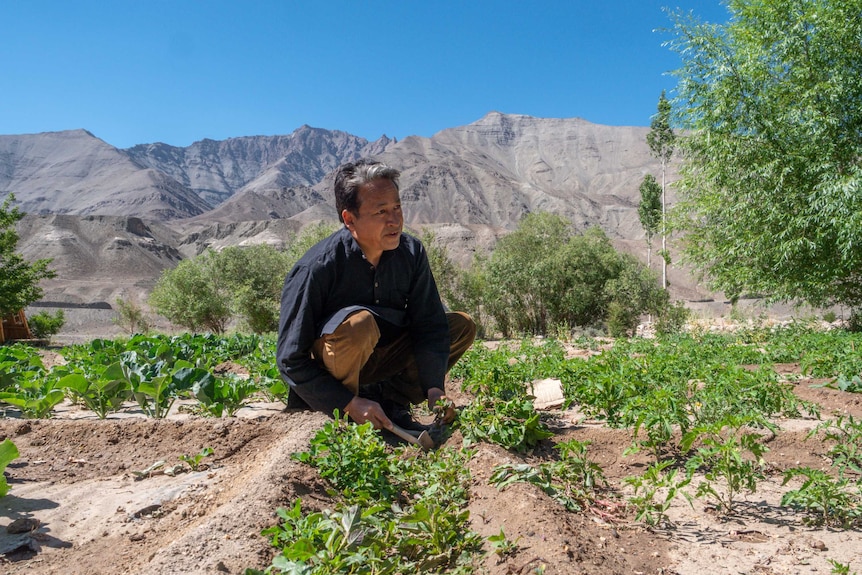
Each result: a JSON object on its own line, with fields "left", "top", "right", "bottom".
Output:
{"left": 646, "top": 91, "right": 675, "bottom": 289}
{"left": 638, "top": 173, "right": 662, "bottom": 270}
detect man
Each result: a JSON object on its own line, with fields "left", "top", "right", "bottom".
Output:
{"left": 276, "top": 158, "right": 476, "bottom": 433}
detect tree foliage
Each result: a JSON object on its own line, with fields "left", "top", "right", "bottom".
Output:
{"left": 668, "top": 0, "right": 862, "bottom": 313}
{"left": 481, "top": 213, "right": 665, "bottom": 337}
{"left": 149, "top": 223, "right": 338, "bottom": 334}
{"left": 638, "top": 173, "right": 662, "bottom": 268}
{"left": 0, "top": 194, "right": 56, "bottom": 317}
{"left": 149, "top": 251, "right": 233, "bottom": 333}
{"left": 646, "top": 90, "right": 675, "bottom": 289}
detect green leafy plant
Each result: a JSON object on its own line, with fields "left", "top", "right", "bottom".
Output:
{"left": 58, "top": 367, "right": 131, "bottom": 419}
{"left": 490, "top": 439, "right": 606, "bottom": 512}
{"left": 180, "top": 447, "right": 214, "bottom": 471}
{"left": 810, "top": 415, "right": 862, "bottom": 479}
{"left": 683, "top": 416, "right": 770, "bottom": 515}
{"left": 625, "top": 460, "right": 693, "bottom": 527}
{"left": 829, "top": 559, "right": 859, "bottom": 575}
{"left": 781, "top": 467, "right": 862, "bottom": 527}
{"left": 190, "top": 373, "right": 259, "bottom": 417}
{"left": 0, "top": 439, "right": 19, "bottom": 497}
{"left": 292, "top": 412, "right": 395, "bottom": 502}
{"left": 487, "top": 528, "right": 520, "bottom": 560}
{"left": 27, "top": 309, "right": 65, "bottom": 339}
{"left": 0, "top": 377, "right": 65, "bottom": 418}
{"left": 458, "top": 395, "right": 552, "bottom": 453}
{"left": 270, "top": 414, "right": 483, "bottom": 574}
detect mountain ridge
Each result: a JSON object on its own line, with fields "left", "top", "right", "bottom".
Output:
{"left": 4, "top": 113, "right": 708, "bottom": 310}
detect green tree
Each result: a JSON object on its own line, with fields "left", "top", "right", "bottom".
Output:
{"left": 0, "top": 194, "right": 55, "bottom": 316}
{"left": 646, "top": 91, "right": 675, "bottom": 289}
{"left": 149, "top": 251, "right": 232, "bottom": 333}
{"left": 605, "top": 259, "right": 669, "bottom": 337}
{"left": 668, "top": 0, "right": 862, "bottom": 320}
{"left": 638, "top": 173, "right": 662, "bottom": 270}
{"left": 483, "top": 213, "right": 662, "bottom": 337}
{"left": 215, "top": 244, "right": 294, "bottom": 333}
{"left": 149, "top": 224, "right": 338, "bottom": 334}
{"left": 286, "top": 221, "right": 339, "bottom": 261}
{"left": 420, "top": 228, "right": 491, "bottom": 337}
{"left": 485, "top": 213, "right": 572, "bottom": 336}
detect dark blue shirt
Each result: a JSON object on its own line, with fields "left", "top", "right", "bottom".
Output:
{"left": 276, "top": 227, "right": 450, "bottom": 413}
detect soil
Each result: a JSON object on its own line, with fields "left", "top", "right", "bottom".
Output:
{"left": 1, "top": 354, "right": 862, "bottom": 574}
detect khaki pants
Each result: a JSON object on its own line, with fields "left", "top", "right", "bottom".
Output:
{"left": 312, "top": 311, "right": 476, "bottom": 405}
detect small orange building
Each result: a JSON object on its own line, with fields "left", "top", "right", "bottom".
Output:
{"left": 0, "top": 310, "right": 32, "bottom": 343}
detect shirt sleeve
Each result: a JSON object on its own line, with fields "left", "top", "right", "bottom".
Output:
{"left": 275, "top": 262, "right": 355, "bottom": 414}
{"left": 406, "top": 241, "right": 451, "bottom": 395}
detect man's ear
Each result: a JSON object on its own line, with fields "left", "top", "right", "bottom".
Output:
{"left": 341, "top": 209, "right": 354, "bottom": 228}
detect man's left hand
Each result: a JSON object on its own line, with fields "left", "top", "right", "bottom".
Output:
{"left": 427, "top": 387, "right": 456, "bottom": 424}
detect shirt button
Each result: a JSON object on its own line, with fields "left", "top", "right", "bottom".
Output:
{"left": 375, "top": 299, "right": 380, "bottom": 304}
{"left": 375, "top": 282, "right": 379, "bottom": 287}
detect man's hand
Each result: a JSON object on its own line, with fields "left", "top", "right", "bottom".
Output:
{"left": 427, "top": 387, "right": 456, "bottom": 424}
{"left": 345, "top": 396, "right": 393, "bottom": 430}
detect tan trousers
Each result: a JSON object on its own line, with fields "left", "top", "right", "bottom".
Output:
{"left": 312, "top": 311, "right": 476, "bottom": 405}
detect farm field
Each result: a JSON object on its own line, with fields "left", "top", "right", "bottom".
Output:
{"left": 1, "top": 327, "right": 862, "bottom": 575}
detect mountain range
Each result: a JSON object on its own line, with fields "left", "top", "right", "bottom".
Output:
{"left": 2, "top": 112, "right": 709, "bottom": 311}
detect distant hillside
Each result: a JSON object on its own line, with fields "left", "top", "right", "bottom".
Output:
{"left": 6, "top": 113, "right": 713, "bottom": 311}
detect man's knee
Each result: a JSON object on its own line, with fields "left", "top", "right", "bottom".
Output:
{"left": 448, "top": 311, "right": 477, "bottom": 349}
{"left": 329, "top": 310, "right": 380, "bottom": 349}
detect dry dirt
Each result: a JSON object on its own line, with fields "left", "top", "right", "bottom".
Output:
{"left": 1, "top": 357, "right": 861, "bottom": 575}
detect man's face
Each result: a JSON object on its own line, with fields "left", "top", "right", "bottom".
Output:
{"left": 342, "top": 178, "right": 403, "bottom": 263}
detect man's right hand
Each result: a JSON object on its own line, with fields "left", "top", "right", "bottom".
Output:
{"left": 344, "top": 396, "right": 393, "bottom": 430}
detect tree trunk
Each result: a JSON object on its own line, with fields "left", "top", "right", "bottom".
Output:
{"left": 661, "top": 159, "right": 668, "bottom": 290}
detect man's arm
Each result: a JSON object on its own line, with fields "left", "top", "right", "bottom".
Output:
{"left": 276, "top": 264, "right": 355, "bottom": 414}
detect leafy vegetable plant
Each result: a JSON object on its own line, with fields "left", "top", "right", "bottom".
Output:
{"left": 489, "top": 439, "right": 606, "bottom": 512}
{"left": 625, "top": 460, "right": 693, "bottom": 527}
{"left": 0, "top": 439, "right": 19, "bottom": 497}
{"left": 683, "top": 415, "right": 770, "bottom": 515}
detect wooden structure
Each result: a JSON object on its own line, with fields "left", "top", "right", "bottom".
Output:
{"left": 0, "top": 310, "right": 32, "bottom": 343}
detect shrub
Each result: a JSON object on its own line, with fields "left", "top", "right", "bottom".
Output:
{"left": 27, "top": 309, "right": 65, "bottom": 339}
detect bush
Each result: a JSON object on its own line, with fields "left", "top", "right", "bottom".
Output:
{"left": 27, "top": 310, "right": 65, "bottom": 339}
{"left": 114, "top": 298, "right": 151, "bottom": 334}
{"left": 655, "top": 300, "right": 690, "bottom": 336}
{"left": 482, "top": 214, "right": 663, "bottom": 337}
{"left": 149, "top": 224, "right": 339, "bottom": 334}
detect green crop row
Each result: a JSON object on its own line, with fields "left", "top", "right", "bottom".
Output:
{"left": 0, "top": 333, "right": 283, "bottom": 418}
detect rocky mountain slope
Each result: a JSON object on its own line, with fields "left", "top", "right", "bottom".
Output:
{"left": 4, "top": 112, "right": 706, "bottom": 310}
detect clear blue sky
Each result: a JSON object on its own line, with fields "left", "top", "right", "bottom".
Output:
{"left": 1, "top": 1, "right": 729, "bottom": 149}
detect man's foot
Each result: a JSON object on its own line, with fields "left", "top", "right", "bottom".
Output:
{"left": 285, "top": 388, "right": 309, "bottom": 410}
{"left": 381, "top": 399, "right": 430, "bottom": 433}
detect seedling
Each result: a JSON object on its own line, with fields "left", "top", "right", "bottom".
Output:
{"left": 180, "top": 447, "right": 214, "bottom": 471}
{"left": 488, "top": 528, "right": 520, "bottom": 560}
{"left": 132, "top": 460, "right": 166, "bottom": 480}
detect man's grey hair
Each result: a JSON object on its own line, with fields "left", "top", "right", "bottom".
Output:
{"left": 334, "top": 159, "right": 401, "bottom": 222}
